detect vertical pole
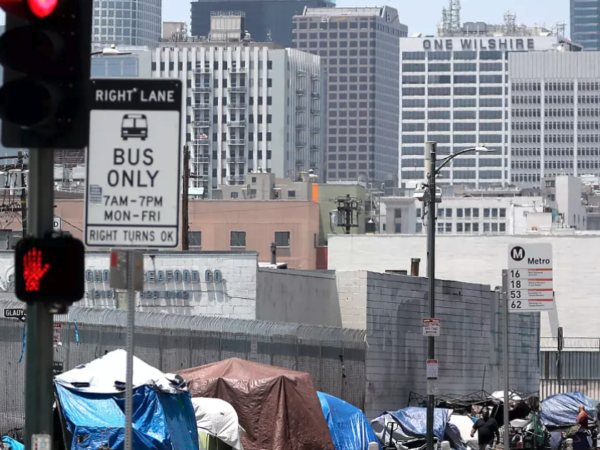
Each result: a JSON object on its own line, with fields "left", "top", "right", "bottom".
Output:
{"left": 502, "top": 269, "right": 510, "bottom": 449}
{"left": 425, "top": 141, "right": 437, "bottom": 450}
{"left": 181, "top": 145, "right": 189, "bottom": 251}
{"left": 25, "top": 149, "right": 55, "bottom": 449}
{"left": 124, "top": 250, "right": 136, "bottom": 450}
{"left": 19, "top": 151, "right": 27, "bottom": 236}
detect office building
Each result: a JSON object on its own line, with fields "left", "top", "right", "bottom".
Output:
{"left": 509, "top": 52, "right": 600, "bottom": 187}
{"left": 294, "top": 7, "right": 408, "bottom": 184}
{"left": 190, "top": 0, "right": 334, "bottom": 47}
{"left": 92, "top": 0, "right": 162, "bottom": 48}
{"left": 152, "top": 14, "right": 326, "bottom": 192}
{"left": 399, "top": 32, "right": 566, "bottom": 189}
{"left": 91, "top": 46, "right": 152, "bottom": 78}
{"left": 571, "top": 0, "right": 600, "bottom": 51}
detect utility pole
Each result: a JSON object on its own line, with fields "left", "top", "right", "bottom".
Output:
{"left": 182, "top": 145, "right": 190, "bottom": 251}
{"left": 18, "top": 151, "right": 27, "bottom": 236}
{"left": 425, "top": 141, "right": 437, "bottom": 450}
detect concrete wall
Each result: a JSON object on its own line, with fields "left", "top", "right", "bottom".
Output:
{"left": 328, "top": 234, "right": 600, "bottom": 338}
{"left": 256, "top": 269, "right": 342, "bottom": 327}
{"left": 336, "top": 271, "right": 540, "bottom": 418}
{"left": 0, "top": 251, "right": 258, "bottom": 319}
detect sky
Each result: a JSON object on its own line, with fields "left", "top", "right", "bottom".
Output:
{"left": 164, "top": 0, "right": 571, "bottom": 36}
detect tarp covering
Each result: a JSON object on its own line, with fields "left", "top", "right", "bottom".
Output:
{"left": 317, "top": 392, "right": 380, "bottom": 450}
{"left": 177, "top": 358, "right": 335, "bottom": 450}
{"left": 390, "top": 407, "right": 452, "bottom": 440}
{"left": 540, "top": 392, "right": 597, "bottom": 427}
{"left": 55, "top": 349, "right": 180, "bottom": 394}
{"left": 54, "top": 350, "right": 198, "bottom": 450}
{"left": 1, "top": 436, "right": 24, "bottom": 450}
{"left": 192, "top": 397, "right": 244, "bottom": 450}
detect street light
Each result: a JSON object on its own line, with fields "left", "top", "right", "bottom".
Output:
{"left": 423, "top": 141, "right": 490, "bottom": 450}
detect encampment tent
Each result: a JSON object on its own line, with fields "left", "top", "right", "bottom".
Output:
{"left": 177, "top": 358, "right": 334, "bottom": 450}
{"left": 193, "top": 397, "right": 244, "bottom": 450}
{"left": 317, "top": 391, "right": 380, "bottom": 450}
{"left": 540, "top": 392, "right": 597, "bottom": 427}
{"left": 54, "top": 349, "right": 198, "bottom": 450}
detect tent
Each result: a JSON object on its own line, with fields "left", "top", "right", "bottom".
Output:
{"left": 54, "top": 350, "right": 199, "bottom": 450}
{"left": 317, "top": 391, "right": 380, "bottom": 450}
{"left": 177, "top": 358, "right": 335, "bottom": 450}
{"left": 540, "top": 392, "right": 597, "bottom": 427}
{"left": 193, "top": 397, "right": 244, "bottom": 450}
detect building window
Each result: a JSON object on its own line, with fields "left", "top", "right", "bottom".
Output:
{"left": 456, "top": 208, "right": 463, "bottom": 218}
{"left": 189, "top": 231, "right": 201, "bottom": 249}
{"left": 275, "top": 231, "right": 290, "bottom": 247}
{"left": 416, "top": 208, "right": 422, "bottom": 217}
{"left": 473, "top": 223, "right": 479, "bottom": 232}
{"left": 394, "top": 223, "right": 402, "bottom": 233}
{"left": 445, "top": 223, "right": 452, "bottom": 233}
{"left": 288, "top": 190, "right": 296, "bottom": 198}
{"left": 416, "top": 223, "right": 423, "bottom": 233}
{"left": 231, "top": 192, "right": 239, "bottom": 199}
{"left": 499, "top": 208, "right": 506, "bottom": 218}
{"left": 500, "top": 223, "right": 506, "bottom": 233}
{"left": 484, "top": 208, "right": 490, "bottom": 218}
{"left": 230, "top": 231, "right": 246, "bottom": 248}
{"left": 394, "top": 209, "right": 402, "bottom": 219}
{"left": 445, "top": 208, "right": 452, "bottom": 218}
{"left": 473, "top": 208, "right": 480, "bottom": 218}
{"left": 457, "top": 223, "right": 463, "bottom": 233}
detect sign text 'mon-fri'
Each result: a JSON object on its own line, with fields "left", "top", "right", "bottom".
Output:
{"left": 84, "top": 79, "right": 182, "bottom": 249}
{"left": 507, "top": 243, "right": 554, "bottom": 312}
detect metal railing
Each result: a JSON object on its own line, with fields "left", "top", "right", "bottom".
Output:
{"left": 0, "top": 299, "right": 366, "bottom": 434}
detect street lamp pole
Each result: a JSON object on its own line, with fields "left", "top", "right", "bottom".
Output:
{"left": 425, "top": 141, "right": 437, "bottom": 450}
{"left": 424, "top": 141, "right": 490, "bottom": 450}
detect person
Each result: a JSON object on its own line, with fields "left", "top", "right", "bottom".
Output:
{"left": 576, "top": 405, "right": 589, "bottom": 429}
{"left": 471, "top": 409, "right": 500, "bottom": 450}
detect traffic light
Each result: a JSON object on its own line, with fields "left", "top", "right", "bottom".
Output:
{"left": 14, "top": 236, "right": 85, "bottom": 304}
{"left": 0, "top": 0, "right": 93, "bottom": 149}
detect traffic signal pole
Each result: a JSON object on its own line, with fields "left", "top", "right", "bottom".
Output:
{"left": 25, "top": 149, "right": 56, "bottom": 449}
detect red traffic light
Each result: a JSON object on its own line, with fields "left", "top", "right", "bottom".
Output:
{"left": 0, "top": 0, "right": 57, "bottom": 18}
{"left": 28, "top": 0, "right": 58, "bottom": 18}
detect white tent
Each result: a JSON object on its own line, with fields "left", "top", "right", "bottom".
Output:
{"left": 193, "top": 397, "right": 244, "bottom": 450}
{"left": 55, "top": 349, "right": 184, "bottom": 394}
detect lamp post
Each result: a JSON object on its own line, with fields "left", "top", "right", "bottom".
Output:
{"left": 424, "top": 141, "right": 489, "bottom": 450}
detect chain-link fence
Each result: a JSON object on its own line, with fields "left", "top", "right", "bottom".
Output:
{"left": 0, "top": 299, "right": 367, "bottom": 435}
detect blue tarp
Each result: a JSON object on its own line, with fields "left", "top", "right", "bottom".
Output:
{"left": 390, "top": 407, "right": 452, "bottom": 440}
{"left": 56, "top": 383, "right": 198, "bottom": 450}
{"left": 540, "top": 392, "right": 597, "bottom": 427}
{"left": 317, "top": 392, "right": 380, "bottom": 450}
{"left": 1, "top": 436, "right": 24, "bottom": 450}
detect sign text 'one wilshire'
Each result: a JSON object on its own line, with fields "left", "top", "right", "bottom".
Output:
{"left": 422, "top": 38, "right": 536, "bottom": 51}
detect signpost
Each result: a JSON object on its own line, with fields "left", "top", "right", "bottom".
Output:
{"left": 85, "top": 78, "right": 182, "bottom": 450}
{"left": 507, "top": 244, "right": 554, "bottom": 312}
{"left": 422, "top": 318, "right": 441, "bottom": 337}
{"left": 4, "top": 308, "right": 26, "bottom": 322}
{"left": 53, "top": 216, "right": 62, "bottom": 231}
{"left": 85, "top": 79, "right": 182, "bottom": 248}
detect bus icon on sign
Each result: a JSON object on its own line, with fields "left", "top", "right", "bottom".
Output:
{"left": 121, "top": 114, "right": 148, "bottom": 140}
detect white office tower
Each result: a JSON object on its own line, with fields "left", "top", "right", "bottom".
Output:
{"left": 399, "top": 16, "right": 575, "bottom": 188}
{"left": 152, "top": 13, "right": 326, "bottom": 192}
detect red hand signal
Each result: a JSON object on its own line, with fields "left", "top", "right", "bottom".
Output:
{"left": 23, "top": 248, "right": 50, "bottom": 292}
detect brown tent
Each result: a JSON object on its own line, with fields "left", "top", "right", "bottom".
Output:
{"left": 176, "top": 358, "right": 335, "bottom": 450}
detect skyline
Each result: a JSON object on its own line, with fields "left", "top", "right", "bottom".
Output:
{"left": 164, "top": 0, "right": 571, "bottom": 36}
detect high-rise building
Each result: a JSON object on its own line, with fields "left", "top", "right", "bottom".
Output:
{"left": 293, "top": 7, "right": 408, "bottom": 184}
{"left": 191, "top": 0, "right": 334, "bottom": 47}
{"left": 509, "top": 52, "right": 600, "bottom": 187}
{"left": 92, "top": 0, "right": 162, "bottom": 48}
{"left": 152, "top": 14, "right": 326, "bottom": 194}
{"left": 571, "top": 0, "right": 600, "bottom": 51}
{"left": 399, "top": 31, "right": 570, "bottom": 189}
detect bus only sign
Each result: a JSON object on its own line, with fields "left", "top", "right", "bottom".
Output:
{"left": 507, "top": 243, "right": 554, "bottom": 312}
{"left": 85, "top": 79, "right": 182, "bottom": 248}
